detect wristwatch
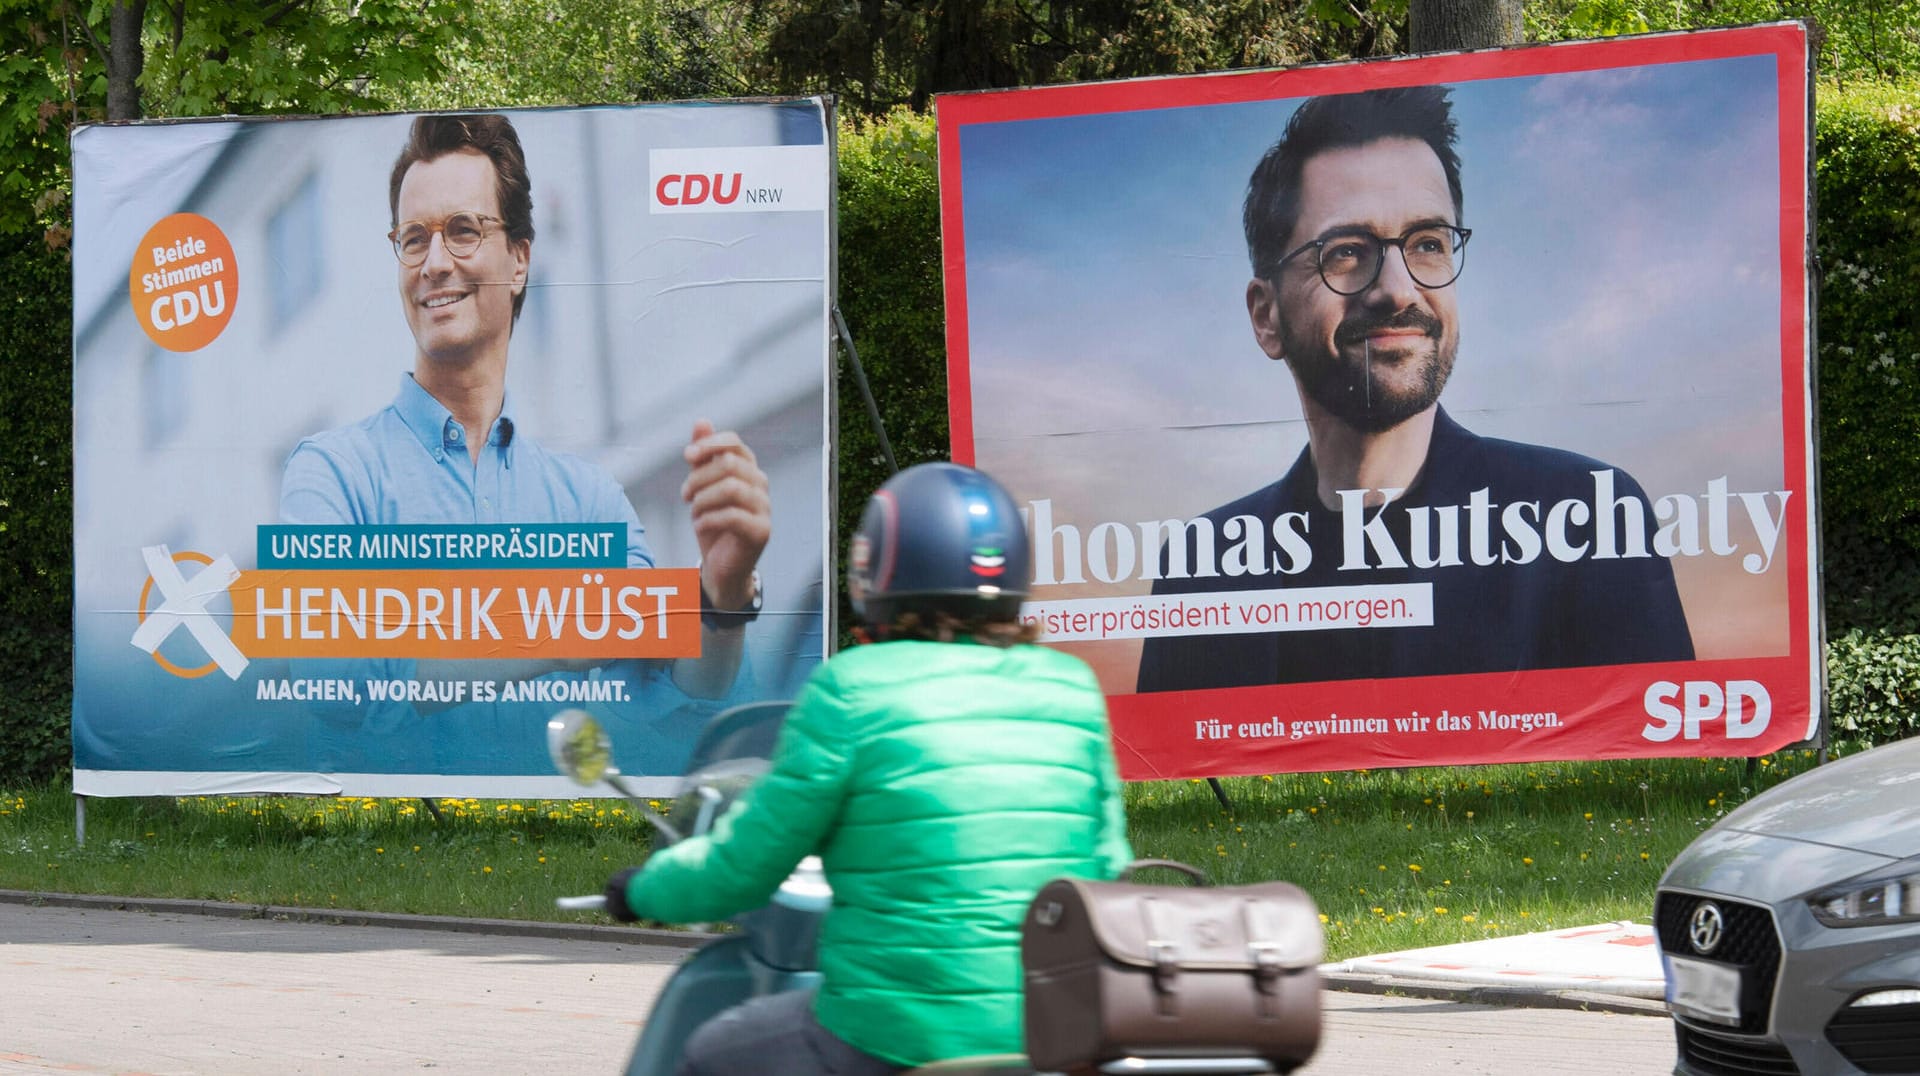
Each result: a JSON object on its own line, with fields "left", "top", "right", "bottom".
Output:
{"left": 700, "top": 570, "right": 763, "bottom": 629}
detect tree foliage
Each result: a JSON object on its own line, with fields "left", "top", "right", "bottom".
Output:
{"left": 0, "top": 0, "right": 460, "bottom": 237}
{"left": 1526, "top": 0, "right": 1920, "bottom": 81}
{"left": 391, "top": 0, "right": 763, "bottom": 111}
{"left": 748, "top": 0, "right": 1408, "bottom": 116}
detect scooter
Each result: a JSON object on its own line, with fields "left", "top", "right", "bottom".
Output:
{"left": 548, "top": 702, "right": 1301, "bottom": 1076}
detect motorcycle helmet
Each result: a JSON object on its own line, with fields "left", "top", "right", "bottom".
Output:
{"left": 848, "top": 462, "right": 1031, "bottom": 631}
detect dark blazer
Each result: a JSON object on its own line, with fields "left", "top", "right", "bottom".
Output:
{"left": 1136, "top": 408, "right": 1694, "bottom": 692}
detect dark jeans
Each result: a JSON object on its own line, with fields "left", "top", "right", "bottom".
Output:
{"left": 678, "top": 989, "right": 904, "bottom": 1076}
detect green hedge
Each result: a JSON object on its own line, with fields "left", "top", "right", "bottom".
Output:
{"left": 1815, "top": 83, "right": 1920, "bottom": 747}
{"left": 0, "top": 231, "right": 73, "bottom": 780}
{"left": 1815, "top": 85, "right": 1920, "bottom": 541}
{"left": 8, "top": 87, "right": 1920, "bottom": 779}
{"left": 833, "top": 110, "right": 952, "bottom": 640}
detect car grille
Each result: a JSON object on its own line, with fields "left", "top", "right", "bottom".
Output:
{"left": 1655, "top": 891, "right": 1782, "bottom": 1034}
{"left": 1827, "top": 1000, "right": 1920, "bottom": 1074}
{"left": 1676, "top": 1025, "right": 1800, "bottom": 1075}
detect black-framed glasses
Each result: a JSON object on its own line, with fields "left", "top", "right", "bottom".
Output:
{"left": 1272, "top": 224, "right": 1471, "bottom": 295}
{"left": 388, "top": 212, "right": 504, "bottom": 267}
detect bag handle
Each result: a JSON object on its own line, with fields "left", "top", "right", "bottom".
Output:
{"left": 1119, "top": 858, "right": 1211, "bottom": 886}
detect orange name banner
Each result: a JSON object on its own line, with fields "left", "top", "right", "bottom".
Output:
{"left": 228, "top": 568, "right": 702, "bottom": 660}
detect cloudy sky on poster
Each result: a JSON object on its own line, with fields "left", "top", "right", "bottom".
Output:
{"left": 958, "top": 55, "right": 1786, "bottom": 526}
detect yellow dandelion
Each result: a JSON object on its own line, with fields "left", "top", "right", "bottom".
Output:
{"left": 483, "top": 866, "right": 494, "bottom": 874}
{"left": 1408, "top": 864, "right": 1422, "bottom": 873}
{"left": 1640, "top": 852, "right": 1651, "bottom": 860}
{"left": 1583, "top": 812, "right": 1593, "bottom": 820}
{"left": 1317, "top": 913, "right": 1329, "bottom": 924}
{"left": 375, "top": 848, "right": 384, "bottom": 854}
{"left": 1461, "top": 914, "right": 1476, "bottom": 923}
{"left": 1522, "top": 857, "right": 1533, "bottom": 866}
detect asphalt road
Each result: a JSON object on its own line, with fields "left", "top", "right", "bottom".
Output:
{"left": 0, "top": 903, "right": 1677, "bottom": 1075}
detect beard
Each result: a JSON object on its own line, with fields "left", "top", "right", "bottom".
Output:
{"left": 1284, "top": 306, "right": 1456, "bottom": 434}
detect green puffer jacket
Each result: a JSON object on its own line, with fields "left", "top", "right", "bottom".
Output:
{"left": 624, "top": 638, "right": 1133, "bottom": 1066}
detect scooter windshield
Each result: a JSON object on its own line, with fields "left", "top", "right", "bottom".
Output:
{"left": 663, "top": 700, "right": 792, "bottom": 842}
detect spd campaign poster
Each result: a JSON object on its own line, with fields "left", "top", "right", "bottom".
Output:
{"left": 73, "top": 100, "right": 834, "bottom": 798}
{"left": 937, "top": 25, "right": 1818, "bottom": 779}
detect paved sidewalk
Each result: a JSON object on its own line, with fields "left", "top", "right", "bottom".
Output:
{"left": 0, "top": 890, "right": 1669, "bottom": 1016}
{"left": 1323, "top": 919, "right": 1667, "bottom": 1015}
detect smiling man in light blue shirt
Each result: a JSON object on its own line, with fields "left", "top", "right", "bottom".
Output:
{"left": 279, "top": 112, "right": 770, "bottom": 775}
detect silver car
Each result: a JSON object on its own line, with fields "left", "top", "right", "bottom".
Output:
{"left": 1656, "top": 735, "right": 1920, "bottom": 1075}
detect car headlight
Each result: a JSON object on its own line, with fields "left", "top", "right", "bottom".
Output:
{"left": 1809, "top": 857, "right": 1920, "bottom": 928}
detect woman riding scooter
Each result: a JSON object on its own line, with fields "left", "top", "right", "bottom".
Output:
{"left": 602, "top": 461, "right": 1133, "bottom": 1074}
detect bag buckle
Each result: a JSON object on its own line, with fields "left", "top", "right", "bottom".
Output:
{"left": 1146, "top": 937, "right": 1181, "bottom": 1017}
{"left": 1147, "top": 938, "right": 1180, "bottom": 985}
{"left": 1248, "top": 941, "right": 1284, "bottom": 993}
{"left": 1034, "top": 900, "right": 1063, "bottom": 928}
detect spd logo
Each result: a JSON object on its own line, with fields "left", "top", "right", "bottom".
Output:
{"left": 1642, "top": 680, "right": 1770, "bottom": 742}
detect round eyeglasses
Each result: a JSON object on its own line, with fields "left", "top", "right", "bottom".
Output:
{"left": 1271, "top": 224, "right": 1471, "bottom": 296}
{"left": 388, "top": 212, "right": 504, "bottom": 267}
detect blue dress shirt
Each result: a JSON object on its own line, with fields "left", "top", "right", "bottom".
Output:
{"left": 282, "top": 374, "right": 653, "bottom": 564}
{"left": 279, "top": 375, "right": 738, "bottom": 776}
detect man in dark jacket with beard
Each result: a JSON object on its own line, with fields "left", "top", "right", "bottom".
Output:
{"left": 1137, "top": 86, "right": 1692, "bottom": 694}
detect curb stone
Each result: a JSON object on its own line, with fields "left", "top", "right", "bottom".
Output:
{"left": 0, "top": 888, "right": 716, "bottom": 949}
{"left": 1319, "top": 970, "right": 1670, "bottom": 1017}
{"left": 1, "top": 888, "right": 1672, "bottom": 1017}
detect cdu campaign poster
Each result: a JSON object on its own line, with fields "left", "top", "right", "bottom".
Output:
{"left": 937, "top": 25, "right": 1819, "bottom": 779}
{"left": 73, "top": 99, "right": 835, "bottom": 798}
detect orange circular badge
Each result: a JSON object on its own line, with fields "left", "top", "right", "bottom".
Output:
{"left": 129, "top": 213, "right": 238, "bottom": 352}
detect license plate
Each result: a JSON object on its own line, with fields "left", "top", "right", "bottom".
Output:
{"left": 1665, "top": 954, "right": 1743, "bottom": 1026}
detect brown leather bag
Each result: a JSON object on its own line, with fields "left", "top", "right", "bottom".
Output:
{"left": 1021, "top": 860, "right": 1324, "bottom": 1074}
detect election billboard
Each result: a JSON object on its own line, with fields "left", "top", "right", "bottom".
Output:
{"left": 73, "top": 100, "right": 834, "bottom": 797}
{"left": 937, "top": 25, "right": 1818, "bottom": 779}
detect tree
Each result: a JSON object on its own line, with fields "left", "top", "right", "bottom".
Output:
{"left": 392, "top": 0, "right": 764, "bottom": 112}
{"left": 1526, "top": 0, "right": 1920, "bottom": 80}
{"left": 0, "top": 0, "right": 462, "bottom": 239}
{"left": 749, "top": 0, "right": 1407, "bottom": 117}
{"left": 1409, "top": 0, "right": 1522, "bottom": 52}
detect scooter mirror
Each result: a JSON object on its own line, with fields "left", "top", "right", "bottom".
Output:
{"left": 545, "top": 708, "right": 685, "bottom": 844}
{"left": 547, "top": 708, "right": 613, "bottom": 785}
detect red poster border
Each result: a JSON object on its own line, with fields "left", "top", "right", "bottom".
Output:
{"left": 937, "top": 24, "right": 1816, "bottom": 779}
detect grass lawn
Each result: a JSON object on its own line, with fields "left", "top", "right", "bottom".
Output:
{"left": 0, "top": 752, "right": 1818, "bottom": 962}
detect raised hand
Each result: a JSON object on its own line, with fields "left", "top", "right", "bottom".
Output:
{"left": 682, "top": 419, "right": 771, "bottom": 612}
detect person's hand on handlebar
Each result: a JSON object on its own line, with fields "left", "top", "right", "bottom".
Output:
{"left": 604, "top": 867, "right": 643, "bottom": 923}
